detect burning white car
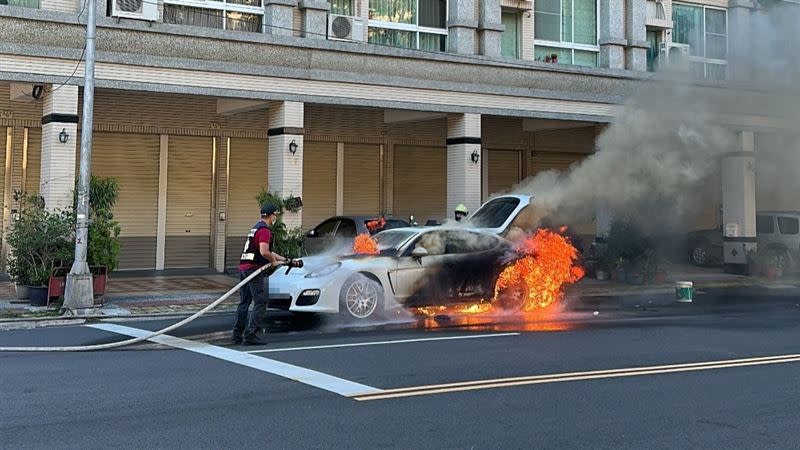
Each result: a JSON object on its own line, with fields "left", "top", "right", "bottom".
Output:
{"left": 269, "top": 195, "right": 535, "bottom": 320}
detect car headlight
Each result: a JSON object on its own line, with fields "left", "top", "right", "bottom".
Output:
{"left": 304, "top": 262, "right": 342, "bottom": 278}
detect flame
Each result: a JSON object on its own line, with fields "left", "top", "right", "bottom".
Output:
{"left": 366, "top": 217, "right": 387, "bottom": 233}
{"left": 353, "top": 233, "right": 379, "bottom": 255}
{"left": 493, "top": 228, "right": 584, "bottom": 312}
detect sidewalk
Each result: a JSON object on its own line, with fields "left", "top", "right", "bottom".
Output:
{"left": 1, "top": 266, "right": 797, "bottom": 321}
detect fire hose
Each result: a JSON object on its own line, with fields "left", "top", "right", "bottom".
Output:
{"left": 0, "top": 259, "right": 304, "bottom": 352}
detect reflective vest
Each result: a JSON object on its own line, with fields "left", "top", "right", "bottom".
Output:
{"left": 240, "top": 221, "right": 272, "bottom": 266}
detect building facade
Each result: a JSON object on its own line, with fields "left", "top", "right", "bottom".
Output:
{"left": 0, "top": 0, "right": 792, "bottom": 272}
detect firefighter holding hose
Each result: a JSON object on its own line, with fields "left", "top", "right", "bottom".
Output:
{"left": 232, "top": 203, "right": 293, "bottom": 346}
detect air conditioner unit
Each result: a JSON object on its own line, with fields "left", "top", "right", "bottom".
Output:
{"left": 111, "top": 0, "right": 158, "bottom": 22}
{"left": 327, "top": 14, "right": 366, "bottom": 42}
{"left": 658, "top": 42, "right": 690, "bottom": 69}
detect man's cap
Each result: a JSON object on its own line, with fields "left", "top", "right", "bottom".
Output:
{"left": 260, "top": 204, "right": 281, "bottom": 216}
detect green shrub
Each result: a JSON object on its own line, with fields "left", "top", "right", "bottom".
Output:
{"left": 255, "top": 189, "right": 305, "bottom": 258}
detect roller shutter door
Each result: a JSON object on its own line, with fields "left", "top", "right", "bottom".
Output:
{"left": 91, "top": 133, "right": 160, "bottom": 270}
{"left": 393, "top": 145, "right": 446, "bottom": 224}
{"left": 529, "top": 152, "right": 587, "bottom": 176}
{"left": 533, "top": 126, "right": 598, "bottom": 154}
{"left": 225, "top": 138, "right": 267, "bottom": 269}
{"left": 343, "top": 144, "right": 380, "bottom": 216}
{"left": 165, "top": 136, "right": 213, "bottom": 269}
{"left": 487, "top": 150, "right": 521, "bottom": 197}
{"left": 302, "top": 141, "right": 336, "bottom": 230}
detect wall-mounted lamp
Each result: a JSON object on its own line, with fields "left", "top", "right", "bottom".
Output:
{"left": 288, "top": 139, "right": 298, "bottom": 155}
{"left": 470, "top": 149, "right": 480, "bottom": 164}
{"left": 58, "top": 128, "right": 69, "bottom": 144}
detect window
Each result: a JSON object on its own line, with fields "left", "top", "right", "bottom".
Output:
{"left": 777, "top": 217, "right": 799, "bottom": 235}
{"left": 331, "top": 0, "right": 353, "bottom": 15}
{"left": 163, "top": 0, "right": 264, "bottom": 33}
{"left": 1, "top": 0, "right": 39, "bottom": 8}
{"left": 465, "top": 197, "right": 520, "bottom": 229}
{"left": 673, "top": 3, "right": 727, "bottom": 81}
{"left": 646, "top": 30, "right": 659, "bottom": 72}
{"left": 756, "top": 215, "right": 775, "bottom": 234}
{"left": 368, "top": 0, "right": 448, "bottom": 51}
{"left": 336, "top": 219, "right": 357, "bottom": 238}
{"left": 445, "top": 230, "right": 498, "bottom": 253}
{"left": 501, "top": 10, "right": 521, "bottom": 59}
{"left": 314, "top": 219, "right": 339, "bottom": 237}
{"left": 534, "top": 0, "right": 598, "bottom": 67}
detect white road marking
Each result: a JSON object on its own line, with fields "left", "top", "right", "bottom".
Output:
{"left": 88, "top": 323, "right": 382, "bottom": 397}
{"left": 246, "top": 332, "right": 520, "bottom": 354}
{"left": 354, "top": 352, "right": 800, "bottom": 401}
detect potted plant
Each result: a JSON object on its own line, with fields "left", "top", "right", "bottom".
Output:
{"left": 6, "top": 193, "right": 74, "bottom": 307}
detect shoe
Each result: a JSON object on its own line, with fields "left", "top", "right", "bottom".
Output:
{"left": 242, "top": 335, "right": 267, "bottom": 346}
{"left": 231, "top": 336, "right": 243, "bottom": 345}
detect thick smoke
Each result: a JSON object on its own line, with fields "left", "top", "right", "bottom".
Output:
{"left": 504, "top": 2, "right": 800, "bottom": 235}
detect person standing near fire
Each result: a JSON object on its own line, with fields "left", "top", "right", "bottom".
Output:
{"left": 232, "top": 203, "right": 286, "bottom": 346}
{"left": 454, "top": 203, "right": 469, "bottom": 222}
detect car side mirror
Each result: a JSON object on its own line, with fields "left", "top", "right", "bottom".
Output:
{"left": 411, "top": 247, "right": 428, "bottom": 259}
{"left": 306, "top": 229, "right": 316, "bottom": 238}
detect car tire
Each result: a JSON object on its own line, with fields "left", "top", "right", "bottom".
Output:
{"left": 494, "top": 278, "right": 529, "bottom": 311}
{"left": 339, "top": 274, "right": 384, "bottom": 320}
{"left": 689, "top": 240, "right": 712, "bottom": 266}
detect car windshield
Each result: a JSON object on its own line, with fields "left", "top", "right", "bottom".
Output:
{"left": 373, "top": 230, "right": 418, "bottom": 255}
{"left": 466, "top": 197, "right": 521, "bottom": 228}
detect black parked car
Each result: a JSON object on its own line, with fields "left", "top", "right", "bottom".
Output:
{"left": 303, "top": 216, "right": 410, "bottom": 256}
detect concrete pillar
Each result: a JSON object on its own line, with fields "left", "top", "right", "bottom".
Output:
{"left": 625, "top": 0, "right": 648, "bottom": 71}
{"left": 446, "top": 113, "right": 482, "bottom": 215}
{"left": 213, "top": 137, "right": 229, "bottom": 273}
{"left": 40, "top": 85, "right": 78, "bottom": 211}
{"left": 268, "top": 101, "right": 304, "bottom": 229}
{"left": 599, "top": 0, "right": 627, "bottom": 69}
{"left": 722, "top": 131, "right": 756, "bottom": 270}
{"left": 264, "top": 0, "right": 298, "bottom": 36}
{"left": 478, "top": 0, "right": 504, "bottom": 57}
{"left": 728, "top": 0, "right": 754, "bottom": 83}
{"left": 448, "top": 0, "right": 478, "bottom": 55}
{"left": 299, "top": 1, "right": 330, "bottom": 39}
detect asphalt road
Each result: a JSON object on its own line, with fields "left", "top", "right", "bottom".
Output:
{"left": 2, "top": 287, "right": 800, "bottom": 449}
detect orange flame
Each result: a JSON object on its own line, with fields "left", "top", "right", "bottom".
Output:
{"left": 353, "top": 233, "right": 379, "bottom": 255}
{"left": 366, "top": 217, "right": 387, "bottom": 234}
{"left": 493, "top": 228, "right": 584, "bottom": 312}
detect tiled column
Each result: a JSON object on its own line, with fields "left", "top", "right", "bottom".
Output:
{"left": 722, "top": 131, "right": 756, "bottom": 270}
{"left": 446, "top": 113, "right": 482, "bottom": 215}
{"left": 599, "top": 0, "right": 627, "bottom": 69}
{"left": 264, "top": 0, "right": 297, "bottom": 36}
{"left": 40, "top": 85, "right": 78, "bottom": 211}
{"left": 728, "top": 0, "right": 754, "bottom": 83}
{"left": 625, "top": 0, "right": 649, "bottom": 71}
{"left": 268, "top": 101, "right": 304, "bottom": 230}
{"left": 299, "top": 1, "right": 330, "bottom": 39}
{"left": 448, "top": 0, "right": 478, "bottom": 55}
{"left": 478, "top": 0, "right": 504, "bottom": 57}
{"left": 213, "top": 136, "right": 229, "bottom": 273}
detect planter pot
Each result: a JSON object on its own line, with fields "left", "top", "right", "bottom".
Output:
{"left": 28, "top": 286, "right": 49, "bottom": 307}
{"left": 14, "top": 284, "right": 30, "bottom": 301}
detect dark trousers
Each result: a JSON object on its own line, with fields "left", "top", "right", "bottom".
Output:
{"left": 233, "top": 269, "right": 267, "bottom": 339}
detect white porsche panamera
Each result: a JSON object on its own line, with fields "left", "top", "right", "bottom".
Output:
{"left": 269, "top": 194, "right": 534, "bottom": 320}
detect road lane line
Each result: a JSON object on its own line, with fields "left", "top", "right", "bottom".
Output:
{"left": 88, "top": 323, "right": 382, "bottom": 397}
{"left": 354, "top": 353, "right": 800, "bottom": 401}
{"left": 245, "top": 332, "right": 520, "bottom": 354}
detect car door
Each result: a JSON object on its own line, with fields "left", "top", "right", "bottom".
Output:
{"left": 443, "top": 230, "right": 504, "bottom": 299}
{"left": 304, "top": 218, "right": 339, "bottom": 255}
{"left": 390, "top": 230, "right": 452, "bottom": 305}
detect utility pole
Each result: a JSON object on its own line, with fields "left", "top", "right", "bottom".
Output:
{"left": 63, "top": 0, "right": 96, "bottom": 314}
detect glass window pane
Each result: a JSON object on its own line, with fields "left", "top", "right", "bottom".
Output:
{"left": 227, "top": 0, "right": 262, "bottom": 6}
{"left": 573, "top": 0, "right": 597, "bottom": 45}
{"left": 6, "top": 0, "right": 40, "bottom": 7}
{"left": 535, "top": 13, "right": 560, "bottom": 41}
{"left": 778, "top": 217, "right": 799, "bottom": 235}
{"left": 705, "top": 34, "right": 727, "bottom": 60}
{"left": 419, "top": 0, "right": 446, "bottom": 28}
{"left": 672, "top": 4, "right": 703, "bottom": 56}
{"left": 535, "top": 46, "right": 571, "bottom": 64}
{"left": 705, "top": 8, "right": 726, "bottom": 35}
{"left": 573, "top": 49, "right": 597, "bottom": 67}
{"left": 163, "top": 4, "right": 224, "bottom": 29}
{"left": 368, "top": 27, "right": 415, "bottom": 49}
{"left": 705, "top": 63, "right": 727, "bottom": 81}
{"left": 369, "top": 0, "right": 416, "bottom": 24}
{"left": 501, "top": 11, "right": 520, "bottom": 58}
{"left": 646, "top": 30, "right": 659, "bottom": 72}
{"left": 536, "top": 0, "right": 560, "bottom": 14}
{"left": 756, "top": 215, "right": 775, "bottom": 234}
{"left": 227, "top": 11, "right": 262, "bottom": 32}
{"left": 330, "top": 0, "right": 353, "bottom": 15}
{"left": 419, "top": 32, "right": 447, "bottom": 51}
{"left": 561, "top": 0, "right": 573, "bottom": 42}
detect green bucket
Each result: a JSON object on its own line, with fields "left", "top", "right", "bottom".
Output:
{"left": 675, "top": 282, "right": 694, "bottom": 303}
